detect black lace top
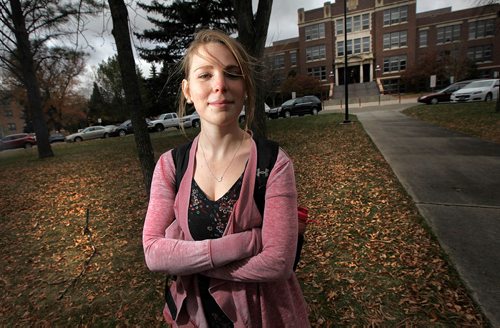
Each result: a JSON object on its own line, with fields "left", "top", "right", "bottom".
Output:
{"left": 188, "top": 176, "right": 243, "bottom": 328}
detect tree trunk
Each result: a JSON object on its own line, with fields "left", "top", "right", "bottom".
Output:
{"left": 233, "top": 0, "right": 273, "bottom": 138}
{"left": 9, "top": 0, "right": 53, "bottom": 158}
{"left": 108, "top": 0, "right": 156, "bottom": 195}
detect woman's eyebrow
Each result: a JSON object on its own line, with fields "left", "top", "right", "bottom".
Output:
{"left": 224, "top": 64, "right": 241, "bottom": 71}
{"left": 193, "top": 65, "right": 213, "bottom": 72}
{"left": 193, "top": 64, "right": 240, "bottom": 72}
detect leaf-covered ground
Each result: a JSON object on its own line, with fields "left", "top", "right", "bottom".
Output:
{"left": 0, "top": 114, "right": 487, "bottom": 326}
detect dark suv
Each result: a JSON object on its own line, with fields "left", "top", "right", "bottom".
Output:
{"left": 279, "top": 96, "right": 322, "bottom": 118}
{"left": 0, "top": 133, "right": 37, "bottom": 151}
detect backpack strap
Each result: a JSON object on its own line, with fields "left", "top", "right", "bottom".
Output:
{"left": 253, "top": 137, "right": 279, "bottom": 216}
{"left": 166, "top": 141, "right": 192, "bottom": 314}
{"left": 172, "top": 141, "right": 193, "bottom": 192}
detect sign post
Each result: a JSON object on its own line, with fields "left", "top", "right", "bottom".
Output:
{"left": 430, "top": 75, "right": 436, "bottom": 90}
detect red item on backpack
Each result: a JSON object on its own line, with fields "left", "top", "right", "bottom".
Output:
{"left": 297, "top": 206, "right": 309, "bottom": 235}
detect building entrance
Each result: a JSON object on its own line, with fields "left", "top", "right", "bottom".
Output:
{"left": 338, "top": 66, "right": 360, "bottom": 85}
{"left": 337, "top": 63, "right": 373, "bottom": 85}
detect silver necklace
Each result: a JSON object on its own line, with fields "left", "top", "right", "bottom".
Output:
{"left": 200, "top": 132, "right": 244, "bottom": 183}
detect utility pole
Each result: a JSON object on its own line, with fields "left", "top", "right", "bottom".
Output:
{"left": 343, "top": 0, "right": 351, "bottom": 123}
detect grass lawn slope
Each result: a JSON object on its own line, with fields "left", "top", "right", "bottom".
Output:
{"left": 403, "top": 102, "right": 500, "bottom": 144}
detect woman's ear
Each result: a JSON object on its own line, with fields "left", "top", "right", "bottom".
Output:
{"left": 182, "top": 79, "right": 190, "bottom": 102}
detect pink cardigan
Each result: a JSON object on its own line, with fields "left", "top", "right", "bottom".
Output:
{"left": 143, "top": 135, "right": 310, "bottom": 327}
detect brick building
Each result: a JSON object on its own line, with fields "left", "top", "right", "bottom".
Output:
{"left": 264, "top": 0, "right": 500, "bottom": 97}
{"left": 0, "top": 91, "right": 25, "bottom": 137}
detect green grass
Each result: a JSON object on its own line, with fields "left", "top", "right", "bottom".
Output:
{"left": 403, "top": 102, "right": 500, "bottom": 144}
{"left": 0, "top": 114, "right": 488, "bottom": 326}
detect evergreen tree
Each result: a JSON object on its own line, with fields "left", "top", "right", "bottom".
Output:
{"left": 150, "top": 63, "right": 158, "bottom": 79}
{"left": 87, "top": 82, "right": 107, "bottom": 123}
{"left": 135, "top": 0, "right": 236, "bottom": 63}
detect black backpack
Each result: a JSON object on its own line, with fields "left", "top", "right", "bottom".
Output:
{"left": 165, "top": 137, "right": 305, "bottom": 311}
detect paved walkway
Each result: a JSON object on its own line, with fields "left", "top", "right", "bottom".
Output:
{"left": 346, "top": 103, "right": 500, "bottom": 327}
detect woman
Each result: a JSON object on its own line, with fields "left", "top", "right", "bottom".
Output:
{"left": 143, "top": 29, "right": 309, "bottom": 328}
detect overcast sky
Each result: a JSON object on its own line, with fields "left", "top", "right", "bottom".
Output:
{"left": 79, "top": 0, "right": 477, "bottom": 92}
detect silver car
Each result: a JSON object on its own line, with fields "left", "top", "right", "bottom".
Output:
{"left": 450, "top": 79, "right": 500, "bottom": 102}
{"left": 65, "top": 126, "right": 114, "bottom": 142}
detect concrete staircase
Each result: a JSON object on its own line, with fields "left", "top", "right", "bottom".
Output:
{"left": 333, "top": 81, "right": 380, "bottom": 100}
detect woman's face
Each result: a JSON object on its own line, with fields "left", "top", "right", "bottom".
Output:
{"left": 182, "top": 42, "right": 246, "bottom": 129}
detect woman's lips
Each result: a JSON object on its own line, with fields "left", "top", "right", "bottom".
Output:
{"left": 208, "top": 100, "right": 233, "bottom": 107}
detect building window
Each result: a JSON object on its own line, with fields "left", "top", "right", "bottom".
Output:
{"left": 337, "top": 13, "right": 370, "bottom": 35}
{"left": 346, "top": 40, "right": 353, "bottom": 55}
{"left": 307, "top": 66, "right": 327, "bottom": 81}
{"left": 354, "top": 38, "right": 361, "bottom": 54}
{"left": 382, "top": 79, "right": 402, "bottom": 93}
{"left": 336, "top": 19, "right": 343, "bottom": 35}
{"left": 353, "top": 15, "right": 361, "bottom": 32}
{"left": 383, "top": 31, "right": 407, "bottom": 49}
{"left": 438, "top": 49, "right": 460, "bottom": 65}
{"left": 362, "top": 13, "right": 370, "bottom": 30}
{"left": 306, "top": 45, "right": 326, "bottom": 61}
{"left": 4, "top": 110, "right": 13, "bottom": 117}
{"left": 362, "top": 37, "right": 370, "bottom": 53}
{"left": 468, "top": 45, "right": 493, "bottom": 62}
{"left": 272, "top": 54, "right": 285, "bottom": 69}
{"left": 419, "top": 30, "right": 428, "bottom": 47}
{"left": 346, "top": 17, "right": 352, "bottom": 33}
{"left": 305, "top": 23, "right": 325, "bottom": 41}
{"left": 469, "top": 19, "right": 495, "bottom": 39}
{"left": 337, "top": 41, "right": 344, "bottom": 56}
{"left": 290, "top": 51, "right": 297, "bottom": 66}
{"left": 383, "top": 55, "right": 407, "bottom": 72}
{"left": 383, "top": 6, "right": 408, "bottom": 26}
{"left": 338, "top": 37, "right": 370, "bottom": 56}
{"left": 272, "top": 73, "right": 284, "bottom": 87}
{"left": 8, "top": 123, "right": 16, "bottom": 131}
{"left": 437, "top": 24, "right": 461, "bottom": 44}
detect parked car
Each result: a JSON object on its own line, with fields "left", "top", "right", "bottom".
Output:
{"left": 180, "top": 112, "right": 199, "bottom": 128}
{"left": 65, "top": 126, "right": 113, "bottom": 142}
{"left": 417, "top": 80, "right": 474, "bottom": 105}
{"left": 110, "top": 120, "right": 134, "bottom": 137}
{"left": 181, "top": 110, "right": 246, "bottom": 128}
{"left": 278, "top": 96, "right": 322, "bottom": 118}
{"left": 265, "top": 104, "right": 280, "bottom": 119}
{"left": 450, "top": 79, "right": 500, "bottom": 102}
{"left": 48, "top": 133, "right": 66, "bottom": 143}
{"left": 148, "top": 113, "right": 181, "bottom": 132}
{"left": 0, "top": 133, "right": 36, "bottom": 151}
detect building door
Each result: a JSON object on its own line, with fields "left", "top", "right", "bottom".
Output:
{"left": 347, "top": 65, "right": 360, "bottom": 84}
{"left": 338, "top": 65, "right": 361, "bottom": 85}
{"left": 338, "top": 67, "right": 345, "bottom": 86}
{"left": 363, "top": 64, "right": 371, "bottom": 83}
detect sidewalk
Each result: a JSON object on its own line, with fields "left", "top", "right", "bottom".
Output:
{"left": 355, "top": 106, "right": 500, "bottom": 327}
{"left": 322, "top": 95, "right": 419, "bottom": 112}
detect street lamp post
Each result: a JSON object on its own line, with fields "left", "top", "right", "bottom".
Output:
{"left": 343, "top": 0, "right": 350, "bottom": 124}
{"left": 329, "top": 71, "right": 335, "bottom": 99}
{"left": 375, "top": 64, "right": 381, "bottom": 105}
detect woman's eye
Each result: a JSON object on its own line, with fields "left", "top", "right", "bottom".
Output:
{"left": 198, "top": 73, "right": 212, "bottom": 79}
{"left": 225, "top": 71, "right": 243, "bottom": 80}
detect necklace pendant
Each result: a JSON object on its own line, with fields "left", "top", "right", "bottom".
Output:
{"left": 200, "top": 131, "right": 245, "bottom": 184}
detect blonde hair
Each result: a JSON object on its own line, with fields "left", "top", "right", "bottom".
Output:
{"left": 178, "top": 29, "right": 255, "bottom": 130}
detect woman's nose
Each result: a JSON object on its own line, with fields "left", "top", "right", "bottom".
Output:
{"left": 213, "top": 72, "right": 227, "bottom": 93}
